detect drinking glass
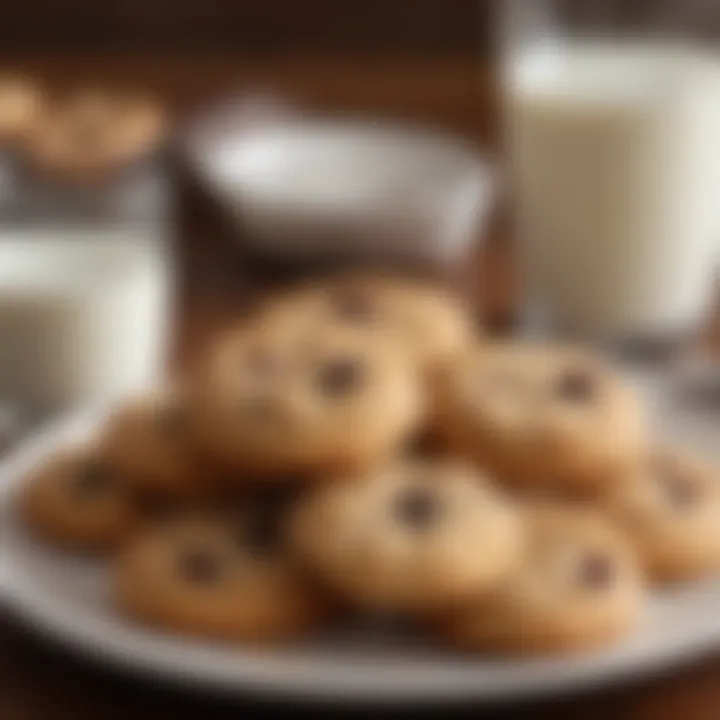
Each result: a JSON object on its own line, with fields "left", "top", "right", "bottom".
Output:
{"left": 499, "top": 0, "right": 720, "bottom": 355}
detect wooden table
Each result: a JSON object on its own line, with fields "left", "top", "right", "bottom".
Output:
{"left": 1, "top": 54, "right": 720, "bottom": 719}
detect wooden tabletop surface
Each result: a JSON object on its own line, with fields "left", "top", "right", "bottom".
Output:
{"left": 1, "top": 54, "right": 720, "bottom": 719}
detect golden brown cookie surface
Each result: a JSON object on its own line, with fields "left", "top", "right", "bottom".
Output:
{"left": 257, "top": 272, "right": 473, "bottom": 371}
{"left": 20, "top": 442, "right": 136, "bottom": 551}
{"left": 190, "top": 319, "right": 425, "bottom": 479}
{"left": 603, "top": 447, "right": 720, "bottom": 584}
{"left": 100, "top": 389, "right": 207, "bottom": 503}
{"left": 438, "top": 505, "right": 645, "bottom": 654}
{"left": 116, "top": 509, "right": 327, "bottom": 642}
{"left": 431, "top": 342, "right": 644, "bottom": 495}
{"left": 290, "top": 459, "right": 524, "bottom": 613}
{"left": 0, "top": 74, "right": 43, "bottom": 143}
{"left": 21, "top": 90, "right": 165, "bottom": 182}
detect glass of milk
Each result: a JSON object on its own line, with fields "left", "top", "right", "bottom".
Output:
{"left": 0, "top": 155, "right": 174, "bottom": 435}
{"left": 0, "top": 231, "right": 172, "bottom": 422}
{"left": 501, "top": 0, "right": 720, "bottom": 348}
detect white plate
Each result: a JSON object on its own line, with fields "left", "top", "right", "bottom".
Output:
{"left": 2, "top": 369, "right": 720, "bottom": 705}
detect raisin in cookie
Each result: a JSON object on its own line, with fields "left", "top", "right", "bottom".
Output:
{"left": 257, "top": 272, "right": 473, "bottom": 370}
{"left": 602, "top": 447, "right": 720, "bottom": 584}
{"left": 290, "top": 459, "right": 524, "bottom": 613}
{"left": 116, "top": 509, "right": 326, "bottom": 642}
{"left": 20, "top": 442, "right": 135, "bottom": 550}
{"left": 431, "top": 342, "right": 645, "bottom": 496}
{"left": 190, "top": 320, "right": 425, "bottom": 479}
{"left": 438, "top": 505, "right": 645, "bottom": 654}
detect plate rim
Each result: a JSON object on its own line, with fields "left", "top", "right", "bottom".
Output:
{"left": 3, "top": 406, "right": 720, "bottom": 705}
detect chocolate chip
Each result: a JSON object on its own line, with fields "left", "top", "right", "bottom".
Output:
{"left": 177, "top": 547, "right": 223, "bottom": 584}
{"left": 250, "top": 485, "right": 305, "bottom": 514}
{"left": 578, "top": 552, "right": 615, "bottom": 589}
{"left": 332, "top": 289, "right": 376, "bottom": 323}
{"left": 137, "top": 493, "right": 177, "bottom": 523}
{"left": 318, "top": 357, "right": 362, "bottom": 396}
{"left": 556, "top": 368, "right": 595, "bottom": 401}
{"left": 405, "top": 433, "right": 437, "bottom": 458}
{"left": 394, "top": 487, "right": 441, "bottom": 530}
{"left": 72, "top": 461, "right": 114, "bottom": 498}
{"left": 240, "top": 514, "right": 283, "bottom": 556}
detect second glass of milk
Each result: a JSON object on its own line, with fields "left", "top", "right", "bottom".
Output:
{"left": 0, "top": 232, "right": 172, "bottom": 422}
{"left": 502, "top": 0, "right": 720, "bottom": 345}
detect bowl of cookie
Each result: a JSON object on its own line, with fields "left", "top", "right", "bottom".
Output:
{"left": 2, "top": 271, "right": 720, "bottom": 703}
{"left": 18, "top": 88, "right": 166, "bottom": 184}
{"left": 0, "top": 77, "right": 169, "bottom": 222}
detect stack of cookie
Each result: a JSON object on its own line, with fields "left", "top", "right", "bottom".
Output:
{"left": 19, "top": 273, "right": 720, "bottom": 655}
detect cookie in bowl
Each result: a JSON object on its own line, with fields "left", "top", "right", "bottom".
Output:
{"left": 290, "top": 459, "right": 524, "bottom": 613}
{"left": 190, "top": 318, "right": 425, "bottom": 479}
{"left": 431, "top": 342, "right": 645, "bottom": 496}
{"left": 19, "top": 441, "right": 136, "bottom": 551}
{"left": 20, "top": 89, "right": 165, "bottom": 183}
{"left": 602, "top": 447, "right": 720, "bottom": 584}
{"left": 437, "top": 505, "right": 645, "bottom": 654}
{"left": 116, "top": 507, "right": 327, "bottom": 642}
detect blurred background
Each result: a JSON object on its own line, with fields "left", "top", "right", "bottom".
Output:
{"left": 0, "top": 0, "right": 494, "bottom": 118}
{"left": 3, "top": 2, "right": 720, "bottom": 718}
{"left": 0, "top": 0, "right": 507, "bottom": 377}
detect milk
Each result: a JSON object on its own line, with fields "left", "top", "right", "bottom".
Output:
{"left": 508, "top": 41, "right": 720, "bottom": 340}
{"left": 0, "top": 233, "right": 171, "bottom": 418}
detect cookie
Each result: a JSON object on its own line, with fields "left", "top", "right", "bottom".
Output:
{"left": 602, "top": 447, "right": 720, "bottom": 583}
{"left": 100, "top": 389, "right": 206, "bottom": 504}
{"left": 290, "top": 459, "right": 524, "bottom": 613}
{"left": 257, "top": 272, "right": 473, "bottom": 370}
{"left": 431, "top": 342, "right": 645, "bottom": 495}
{"left": 439, "top": 505, "right": 645, "bottom": 654}
{"left": 116, "top": 509, "right": 326, "bottom": 642}
{"left": 0, "top": 74, "right": 43, "bottom": 144}
{"left": 20, "top": 442, "right": 135, "bottom": 550}
{"left": 21, "top": 89, "right": 165, "bottom": 182}
{"left": 190, "top": 319, "right": 425, "bottom": 478}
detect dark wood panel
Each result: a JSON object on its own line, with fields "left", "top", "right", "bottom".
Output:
{"left": 0, "top": 0, "right": 491, "bottom": 54}
{"left": 3, "top": 0, "right": 717, "bottom": 54}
